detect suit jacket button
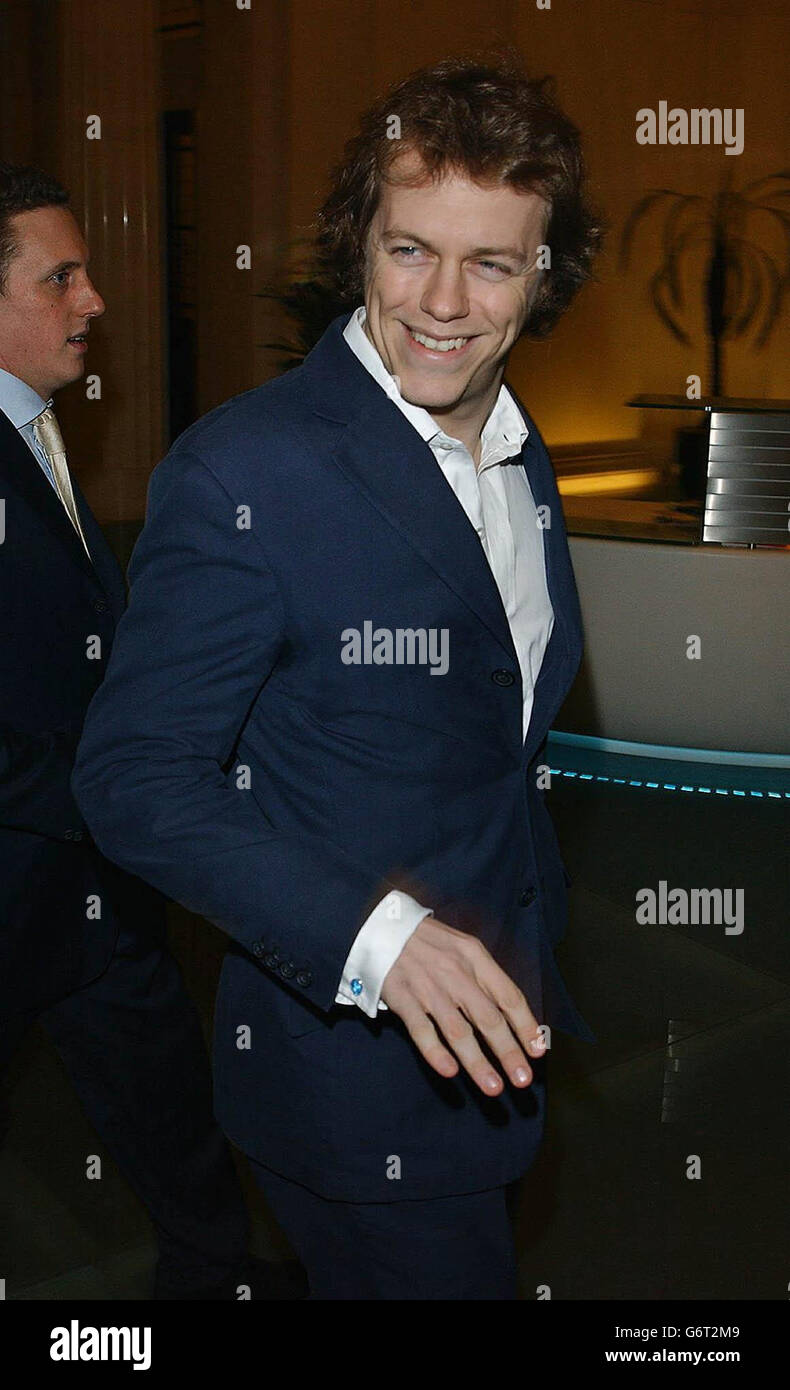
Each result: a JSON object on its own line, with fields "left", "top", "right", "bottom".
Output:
{"left": 251, "top": 941, "right": 266, "bottom": 957}
{"left": 519, "top": 887, "right": 536, "bottom": 907}
{"left": 491, "top": 668, "right": 516, "bottom": 687}
{"left": 92, "top": 597, "right": 109, "bottom": 613}
{"left": 263, "top": 953, "right": 278, "bottom": 968}
{"left": 296, "top": 970, "right": 312, "bottom": 988}
{"left": 279, "top": 961, "right": 296, "bottom": 980}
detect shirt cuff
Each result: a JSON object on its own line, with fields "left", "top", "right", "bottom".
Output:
{"left": 336, "top": 891, "right": 432, "bottom": 1018}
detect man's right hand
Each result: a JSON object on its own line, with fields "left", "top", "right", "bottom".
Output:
{"left": 380, "top": 915, "right": 546, "bottom": 1096}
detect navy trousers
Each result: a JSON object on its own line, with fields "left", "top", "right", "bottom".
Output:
{"left": 0, "top": 916, "right": 248, "bottom": 1293}
{"left": 251, "top": 1161, "right": 521, "bottom": 1300}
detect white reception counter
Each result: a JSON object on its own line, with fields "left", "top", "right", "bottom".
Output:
{"left": 559, "top": 535, "right": 789, "bottom": 760}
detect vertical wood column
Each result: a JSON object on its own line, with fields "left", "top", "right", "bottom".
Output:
{"left": 53, "top": 0, "right": 164, "bottom": 523}
{"left": 196, "top": 0, "right": 290, "bottom": 413}
{"left": 0, "top": 1, "right": 35, "bottom": 163}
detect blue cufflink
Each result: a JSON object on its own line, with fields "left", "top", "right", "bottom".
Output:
{"left": 350, "top": 978, "right": 363, "bottom": 997}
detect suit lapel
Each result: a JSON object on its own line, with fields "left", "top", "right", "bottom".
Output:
{"left": 302, "top": 314, "right": 582, "bottom": 756}
{"left": 518, "top": 460, "right": 570, "bottom": 757}
{"left": 70, "top": 470, "right": 127, "bottom": 622}
{"left": 331, "top": 404, "right": 519, "bottom": 667}
{"left": 0, "top": 407, "right": 124, "bottom": 620}
{"left": 305, "top": 316, "right": 516, "bottom": 664}
{"left": 509, "top": 394, "right": 583, "bottom": 758}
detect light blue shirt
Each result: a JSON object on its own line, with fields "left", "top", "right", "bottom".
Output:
{"left": 0, "top": 366, "right": 58, "bottom": 491}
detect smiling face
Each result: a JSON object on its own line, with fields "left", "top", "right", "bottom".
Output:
{"left": 0, "top": 205, "right": 105, "bottom": 399}
{"left": 362, "top": 151, "right": 548, "bottom": 455}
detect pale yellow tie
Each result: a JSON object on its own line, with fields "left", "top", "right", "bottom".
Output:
{"left": 32, "top": 407, "right": 91, "bottom": 560}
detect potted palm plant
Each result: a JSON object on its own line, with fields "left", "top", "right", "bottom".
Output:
{"left": 259, "top": 272, "right": 354, "bottom": 373}
{"left": 619, "top": 168, "right": 790, "bottom": 493}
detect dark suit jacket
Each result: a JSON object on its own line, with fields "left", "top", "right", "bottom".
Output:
{"left": 0, "top": 405, "right": 163, "bottom": 1020}
{"left": 73, "top": 311, "right": 593, "bottom": 1200}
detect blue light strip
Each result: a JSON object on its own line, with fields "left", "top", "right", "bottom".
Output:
{"left": 546, "top": 731, "right": 790, "bottom": 799}
{"left": 547, "top": 768, "right": 788, "bottom": 799}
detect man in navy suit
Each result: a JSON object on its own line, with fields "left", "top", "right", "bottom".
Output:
{"left": 74, "top": 58, "right": 602, "bottom": 1299}
{"left": 0, "top": 163, "right": 307, "bottom": 1300}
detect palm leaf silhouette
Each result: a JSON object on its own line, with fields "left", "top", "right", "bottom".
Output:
{"left": 619, "top": 169, "right": 790, "bottom": 395}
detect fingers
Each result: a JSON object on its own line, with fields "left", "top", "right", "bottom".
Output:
{"left": 431, "top": 1001, "right": 521, "bottom": 1096}
{"left": 386, "top": 973, "right": 542, "bottom": 1096}
{"left": 451, "top": 978, "right": 543, "bottom": 1092}
{"left": 387, "top": 992, "right": 460, "bottom": 1080}
{"left": 381, "top": 918, "right": 547, "bottom": 1097}
{"left": 465, "top": 946, "right": 546, "bottom": 1059}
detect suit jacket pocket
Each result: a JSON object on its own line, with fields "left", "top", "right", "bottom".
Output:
{"left": 284, "top": 988, "right": 335, "bottom": 1038}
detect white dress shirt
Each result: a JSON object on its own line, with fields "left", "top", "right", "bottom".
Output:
{"left": 335, "top": 306, "right": 554, "bottom": 1017}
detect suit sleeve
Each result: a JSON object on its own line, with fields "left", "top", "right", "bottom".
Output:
{"left": 336, "top": 889, "right": 432, "bottom": 1016}
{"left": 72, "top": 449, "right": 394, "bottom": 1013}
{"left": 0, "top": 725, "right": 86, "bottom": 839}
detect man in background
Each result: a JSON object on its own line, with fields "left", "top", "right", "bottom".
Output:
{"left": 0, "top": 163, "right": 303, "bottom": 1300}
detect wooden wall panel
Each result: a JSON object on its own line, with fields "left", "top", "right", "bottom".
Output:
{"left": 195, "top": 0, "right": 290, "bottom": 411}
{"left": 53, "top": 0, "right": 164, "bottom": 524}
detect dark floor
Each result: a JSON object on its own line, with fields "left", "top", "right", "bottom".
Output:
{"left": 1, "top": 746, "right": 787, "bottom": 1300}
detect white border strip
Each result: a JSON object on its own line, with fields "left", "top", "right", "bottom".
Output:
{"left": 548, "top": 730, "right": 790, "bottom": 770}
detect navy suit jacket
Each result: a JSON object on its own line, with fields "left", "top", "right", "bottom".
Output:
{"left": 73, "top": 311, "right": 593, "bottom": 1200}
{"left": 0, "top": 407, "right": 164, "bottom": 1021}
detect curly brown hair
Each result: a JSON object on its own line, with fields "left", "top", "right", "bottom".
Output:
{"left": 315, "top": 54, "right": 604, "bottom": 339}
